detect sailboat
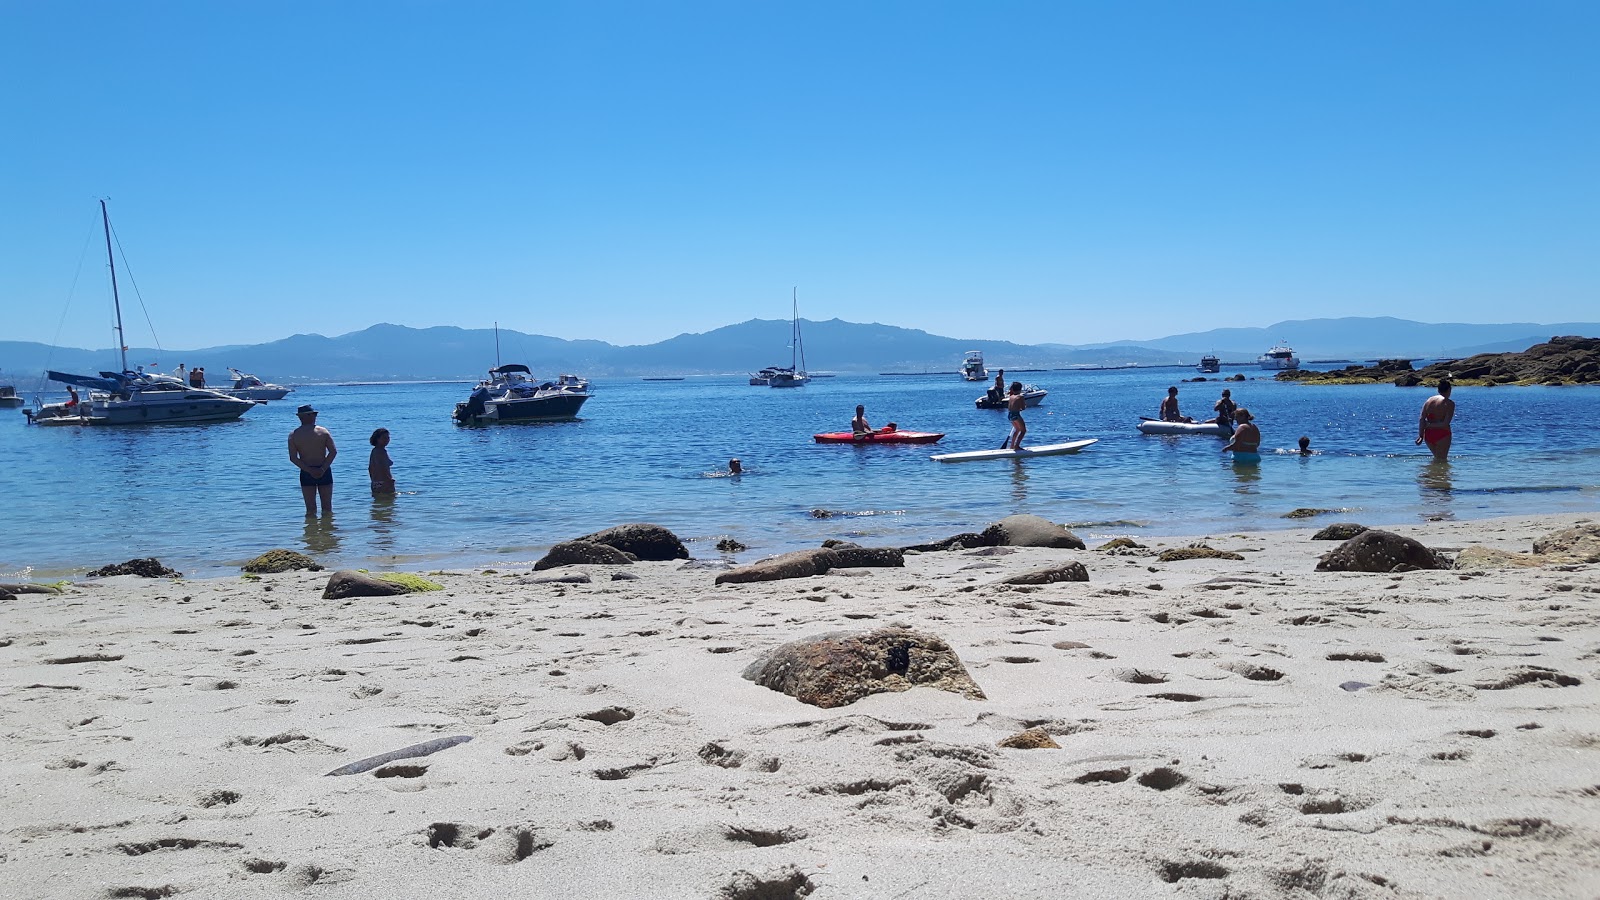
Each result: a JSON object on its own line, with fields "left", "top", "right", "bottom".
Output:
{"left": 768, "top": 287, "right": 810, "bottom": 388}
{"left": 26, "top": 200, "right": 256, "bottom": 426}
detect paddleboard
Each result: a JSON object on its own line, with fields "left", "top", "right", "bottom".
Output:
{"left": 930, "top": 438, "right": 1098, "bottom": 462}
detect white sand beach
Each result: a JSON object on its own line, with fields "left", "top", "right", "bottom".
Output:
{"left": 3, "top": 513, "right": 1598, "bottom": 899}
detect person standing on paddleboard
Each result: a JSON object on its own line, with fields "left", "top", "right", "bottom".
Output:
{"left": 1003, "top": 382, "right": 1027, "bottom": 450}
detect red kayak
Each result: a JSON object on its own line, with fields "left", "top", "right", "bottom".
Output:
{"left": 814, "top": 429, "right": 944, "bottom": 444}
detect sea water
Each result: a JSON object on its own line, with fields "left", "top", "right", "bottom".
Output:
{"left": 2, "top": 367, "right": 1597, "bottom": 578}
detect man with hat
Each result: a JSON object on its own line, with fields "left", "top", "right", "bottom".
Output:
{"left": 288, "top": 404, "right": 338, "bottom": 515}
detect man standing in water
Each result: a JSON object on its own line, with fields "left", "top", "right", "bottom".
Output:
{"left": 289, "top": 404, "right": 337, "bottom": 515}
{"left": 1416, "top": 378, "right": 1455, "bottom": 459}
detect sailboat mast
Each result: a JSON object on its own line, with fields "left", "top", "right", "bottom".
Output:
{"left": 792, "top": 286, "right": 806, "bottom": 373}
{"left": 100, "top": 199, "right": 128, "bottom": 373}
{"left": 494, "top": 321, "right": 501, "bottom": 368}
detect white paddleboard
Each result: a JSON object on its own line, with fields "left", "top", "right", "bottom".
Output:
{"left": 931, "top": 439, "right": 1098, "bottom": 463}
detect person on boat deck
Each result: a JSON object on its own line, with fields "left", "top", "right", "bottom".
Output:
{"left": 65, "top": 386, "right": 79, "bottom": 408}
{"left": 989, "top": 370, "right": 1005, "bottom": 403}
{"left": 1207, "top": 389, "right": 1236, "bottom": 427}
{"left": 289, "top": 404, "right": 337, "bottom": 516}
{"left": 1221, "top": 408, "right": 1260, "bottom": 459}
{"left": 1003, "top": 382, "right": 1027, "bottom": 450}
{"left": 190, "top": 367, "right": 205, "bottom": 388}
{"left": 1160, "top": 386, "right": 1194, "bottom": 423}
{"left": 368, "top": 427, "right": 395, "bottom": 496}
{"left": 1416, "top": 378, "right": 1455, "bottom": 460}
{"left": 174, "top": 363, "right": 187, "bottom": 383}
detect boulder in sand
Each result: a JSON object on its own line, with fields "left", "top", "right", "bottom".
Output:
{"left": 575, "top": 523, "right": 688, "bottom": 561}
{"left": 1531, "top": 523, "right": 1600, "bottom": 563}
{"left": 322, "top": 571, "right": 411, "bottom": 599}
{"left": 534, "top": 541, "right": 634, "bottom": 570}
{"left": 981, "top": 515, "right": 1086, "bottom": 550}
{"left": 742, "top": 627, "right": 986, "bottom": 708}
{"left": 715, "top": 549, "right": 841, "bottom": 584}
{"left": 1156, "top": 545, "right": 1244, "bottom": 562}
{"left": 998, "top": 728, "right": 1060, "bottom": 750}
{"left": 88, "top": 558, "right": 181, "bottom": 578}
{"left": 1315, "top": 530, "right": 1448, "bottom": 573}
{"left": 242, "top": 549, "right": 323, "bottom": 574}
{"left": 1002, "top": 562, "right": 1089, "bottom": 585}
{"left": 1453, "top": 547, "right": 1546, "bottom": 571}
{"left": 1312, "top": 523, "right": 1368, "bottom": 541}
{"left": 831, "top": 546, "right": 904, "bottom": 568}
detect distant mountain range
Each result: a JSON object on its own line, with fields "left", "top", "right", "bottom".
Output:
{"left": 3, "top": 317, "right": 1596, "bottom": 384}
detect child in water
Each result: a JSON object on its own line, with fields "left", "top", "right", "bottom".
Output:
{"left": 369, "top": 428, "right": 395, "bottom": 495}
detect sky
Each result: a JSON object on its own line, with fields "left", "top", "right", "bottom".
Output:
{"left": 3, "top": 1, "right": 1596, "bottom": 351}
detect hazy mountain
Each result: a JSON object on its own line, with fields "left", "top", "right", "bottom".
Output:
{"left": 2, "top": 317, "right": 1595, "bottom": 384}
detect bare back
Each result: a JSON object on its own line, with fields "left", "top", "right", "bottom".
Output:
{"left": 289, "top": 424, "right": 336, "bottom": 471}
{"left": 1420, "top": 394, "right": 1455, "bottom": 427}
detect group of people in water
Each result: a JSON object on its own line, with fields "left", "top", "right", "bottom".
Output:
{"left": 287, "top": 404, "right": 396, "bottom": 516}
{"left": 1158, "top": 378, "right": 1456, "bottom": 462}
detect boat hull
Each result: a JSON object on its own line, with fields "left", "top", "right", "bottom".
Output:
{"left": 454, "top": 393, "right": 589, "bottom": 424}
{"left": 814, "top": 430, "right": 944, "bottom": 444}
{"left": 769, "top": 374, "right": 809, "bottom": 388}
{"left": 1138, "top": 418, "right": 1232, "bottom": 436}
{"left": 975, "top": 390, "right": 1046, "bottom": 409}
{"left": 30, "top": 395, "right": 253, "bottom": 425}
{"left": 223, "top": 387, "right": 292, "bottom": 402}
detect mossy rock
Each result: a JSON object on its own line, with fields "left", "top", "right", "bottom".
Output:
{"left": 375, "top": 573, "right": 445, "bottom": 593}
{"left": 242, "top": 549, "right": 323, "bottom": 574}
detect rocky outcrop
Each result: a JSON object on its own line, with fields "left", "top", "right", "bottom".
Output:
{"left": 1002, "top": 562, "right": 1089, "bottom": 585}
{"left": 1280, "top": 336, "right": 1600, "bottom": 386}
{"left": 1312, "top": 523, "right": 1368, "bottom": 541}
{"left": 575, "top": 523, "right": 688, "bottom": 561}
{"left": 1156, "top": 545, "right": 1244, "bottom": 562}
{"left": 1531, "top": 523, "right": 1600, "bottom": 563}
{"left": 742, "top": 627, "right": 985, "bottom": 708}
{"left": 980, "top": 515, "right": 1087, "bottom": 550}
{"left": 88, "top": 558, "right": 181, "bottom": 578}
{"left": 1452, "top": 547, "right": 1547, "bottom": 571}
{"left": 534, "top": 541, "right": 634, "bottom": 570}
{"left": 715, "top": 549, "right": 842, "bottom": 584}
{"left": 321, "top": 570, "right": 411, "bottom": 599}
{"left": 242, "top": 549, "right": 322, "bottom": 574}
{"left": 1315, "top": 530, "right": 1448, "bottom": 573}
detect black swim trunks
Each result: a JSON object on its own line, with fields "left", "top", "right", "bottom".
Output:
{"left": 299, "top": 468, "right": 333, "bottom": 487}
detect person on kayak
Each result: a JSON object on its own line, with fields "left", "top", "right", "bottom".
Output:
{"left": 1003, "top": 382, "right": 1027, "bottom": 450}
{"left": 1160, "top": 386, "right": 1194, "bottom": 423}
{"left": 852, "top": 405, "right": 873, "bottom": 434}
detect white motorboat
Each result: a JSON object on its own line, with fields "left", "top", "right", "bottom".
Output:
{"left": 453, "top": 364, "right": 590, "bottom": 424}
{"left": 961, "top": 350, "right": 988, "bottom": 381}
{"left": 1258, "top": 343, "right": 1300, "bottom": 370}
{"left": 768, "top": 288, "right": 810, "bottom": 388}
{"left": 749, "top": 366, "right": 787, "bottom": 386}
{"left": 221, "top": 368, "right": 293, "bottom": 402}
{"left": 27, "top": 201, "right": 256, "bottom": 427}
{"left": 975, "top": 385, "right": 1047, "bottom": 409}
{"left": 0, "top": 384, "right": 24, "bottom": 409}
{"left": 1197, "top": 355, "right": 1220, "bottom": 374}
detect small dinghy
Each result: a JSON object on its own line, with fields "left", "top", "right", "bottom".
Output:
{"left": 1137, "top": 418, "right": 1232, "bottom": 436}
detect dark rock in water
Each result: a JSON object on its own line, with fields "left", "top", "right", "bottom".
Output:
{"left": 1002, "top": 562, "right": 1090, "bottom": 585}
{"left": 981, "top": 514, "right": 1086, "bottom": 550}
{"left": 1531, "top": 523, "right": 1600, "bottom": 563}
{"left": 534, "top": 540, "right": 633, "bottom": 570}
{"left": 1277, "top": 358, "right": 1416, "bottom": 385}
{"left": 821, "top": 539, "right": 861, "bottom": 549}
{"left": 809, "top": 509, "right": 837, "bottom": 519}
{"left": 322, "top": 570, "right": 410, "bottom": 599}
{"left": 742, "top": 627, "right": 985, "bottom": 708}
{"left": 1228, "top": 373, "right": 1246, "bottom": 381}
{"left": 998, "top": 728, "right": 1060, "bottom": 749}
{"left": 716, "top": 537, "right": 748, "bottom": 552}
{"left": 575, "top": 523, "right": 688, "bottom": 561}
{"left": 1312, "top": 523, "right": 1368, "bottom": 541}
{"left": 832, "top": 547, "right": 904, "bottom": 568}
{"left": 0, "top": 582, "right": 63, "bottom": 595}
{"left": 1284, "top": 508, "right": 1334, "bottom": 519}
{"left": 1281, "top": 336, "right": 1600, "bottom": 386}
{"left": 88, "top": 558, "right": 181, "bottom": 578}
{"left": 716, "top": 549, "right": 843, "bottom": 584}
{"left": 243, "top": 549, "right": 323, "bottom": 574}
{"left": 1315, "top": 530, "right": 1448, "bottom": 573}
{"left": 1156, "top": 546, "right": 1244, "bottom": 562}
{"left": 903, "top": 532, "right": 992, "bottom": 552}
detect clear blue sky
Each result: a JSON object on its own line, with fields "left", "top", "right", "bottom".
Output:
{"left": 4, "top": 1, "right": 1596, "bottom": 351}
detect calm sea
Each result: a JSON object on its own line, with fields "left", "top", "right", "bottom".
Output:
{"left": 3, "top": 366, "right": 1597, "bottom": 578}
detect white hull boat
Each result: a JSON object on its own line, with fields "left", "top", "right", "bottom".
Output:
{"left": 767, "top": 288, "right": 809, "bottom": 388}
{"left": 961, "top": 350, "right": 987, "bottom": 381}
{"left": 1258, "top": 344, "right": 1300, "bottom": 370}
{"left": 221, "top": 368, "right": 292, "bottom": 402}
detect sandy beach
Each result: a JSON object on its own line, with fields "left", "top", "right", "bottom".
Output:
{"left": 3, "top": 513, "right": 1598, "bottom": 899}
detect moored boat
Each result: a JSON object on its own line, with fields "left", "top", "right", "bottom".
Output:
{"left": 1198, "top": 354, "right": 1220, "bottom": 374}
{"left": 1258, "top": 343, "right": 1300, "bottom": 370}
{"left": 814, "top": 429, "right": 945, "bottom": 445}
{"left": 0, "top": 384, "right": 24, "bottom": 409}
{"left": 961, "top": 350, "right": 987, "bottom": 381}
{"left": 975, "top": 386, "right": 1047, "bottom": 409}
{"left": 767, "top": 288, "right": 810, "bottom": 388}
{"left": 452, "top": 363, "right": 590, "bottom": 424}
{"left": 221, "top": 368, "right": 293, "bottom": 402}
